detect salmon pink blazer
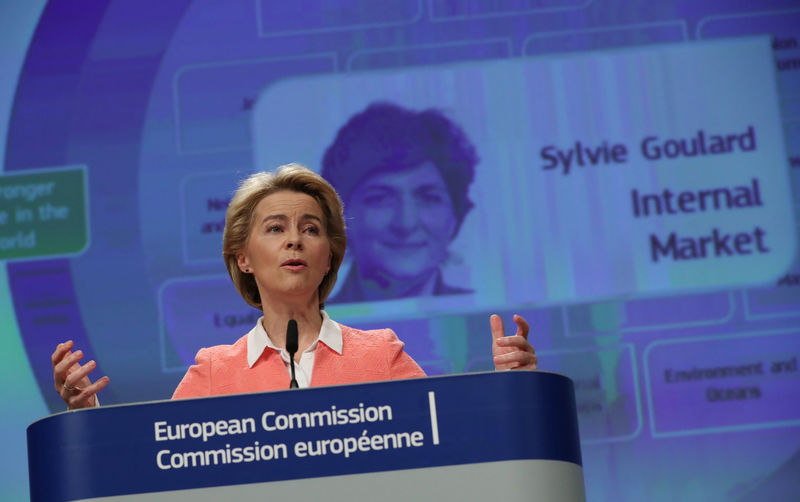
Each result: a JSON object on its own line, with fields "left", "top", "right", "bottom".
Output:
{"left": 172, "top": 324, "right": 425, "bottom": 399}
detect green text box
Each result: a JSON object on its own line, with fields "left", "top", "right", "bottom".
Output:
{"left": 0, "top": 166, "right": 89, "bottom": 260}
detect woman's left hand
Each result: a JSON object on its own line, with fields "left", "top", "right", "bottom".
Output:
{"left": 490, "top": 314, "right": 538, "bottom": 370}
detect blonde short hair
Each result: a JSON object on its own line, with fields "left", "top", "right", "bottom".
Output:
{"left": 223, "top": 163, "right": 347, "bottom": 309}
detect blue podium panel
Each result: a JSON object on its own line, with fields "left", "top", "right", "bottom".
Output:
{"left": 28, "top": 372, "right": 584, "bottom": 501}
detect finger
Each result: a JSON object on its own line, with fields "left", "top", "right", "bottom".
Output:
{"left": 495, "top": 336, "right": 536, "bottom": 353}
{"left": 68, "top": 377, "right": 109, "bottom": 410}
{"left": 60, "top": 364, "right": 86, "bottom": 399}
{"left": 85, "top": 375, "right": 110, "bottom": 394}
{"left": 54, "top": 350, "right": 84, "bottom": 379}
{"left": 51, "top": 340, "right": 74, "bottom": 366}
{"left": 493, "top": 356, "right": 523, "bottom": 371}
{"left": 55, "top": 349, "right": 83, "bottom": 374}
{"left": 494, "top": 351, "right": 535, "bottom": 365}
{"left": 489, "top": 314, "right": 505, "bottom": 341}
{"left": 53, "top": 350, "right": 84, "bottom": 391}
{"left": 513, "top": 315, "right": 530, "bottom": 339}
{"left": 494, "top": 351, "right": 538, "bottom": 370}
{"left": 64, "top": 360, "right": 97, "bottom": 390}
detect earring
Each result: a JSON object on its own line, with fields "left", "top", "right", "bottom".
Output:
{"left": 245, "top": 268, "right": 251, "bottom": 273}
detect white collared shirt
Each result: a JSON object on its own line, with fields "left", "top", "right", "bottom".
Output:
{"left": 246, "top": 310, "right": 343, "bottom": 388}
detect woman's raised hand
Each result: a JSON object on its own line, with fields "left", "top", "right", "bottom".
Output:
{"left": 490, "top": 314, "right": 538, "bottom": 371}
{"left": 52, "top": 340, "right": 109, "bottom": 409}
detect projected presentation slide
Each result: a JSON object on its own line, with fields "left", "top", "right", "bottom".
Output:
{"left": 160, "top": 38, "right": 794, "bottom": 365}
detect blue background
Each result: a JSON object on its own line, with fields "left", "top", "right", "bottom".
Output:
{"left": 2, "top": 1, "right": 799, "bottom": 501}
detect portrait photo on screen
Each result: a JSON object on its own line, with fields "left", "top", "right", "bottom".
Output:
{"left": 321, "top": 102, "right": 477, "bottom": 304}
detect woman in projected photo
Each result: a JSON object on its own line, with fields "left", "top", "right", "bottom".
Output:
{"left": 322, "top": 102, "right": 477, "bottom": 303}
{"left": 51, "top": 164, "right": 536, "bottom": 408}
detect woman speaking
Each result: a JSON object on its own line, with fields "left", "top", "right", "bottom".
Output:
{"left": 51, "top": 164, "right": 537, "bottom": 409}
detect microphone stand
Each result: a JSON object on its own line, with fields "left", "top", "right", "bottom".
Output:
{"left": 286, "top": 319, "right": 299, "bottom": 389}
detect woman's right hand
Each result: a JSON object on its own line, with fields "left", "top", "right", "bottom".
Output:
{"left": 52, "top": 340, "right": 109, "bottom": 410}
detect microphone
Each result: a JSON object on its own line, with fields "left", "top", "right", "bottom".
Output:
{"left": 286, "top": 319, "right": 299, "bottom": 389}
